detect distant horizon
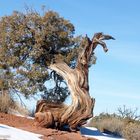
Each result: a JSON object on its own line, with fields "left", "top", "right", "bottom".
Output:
{"left": 0, "top": 0, "right": 140, "bottom": 115}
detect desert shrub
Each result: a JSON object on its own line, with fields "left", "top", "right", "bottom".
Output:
{"left": 117, "top": 105, "right": 140, "bottom": 121}
{"left": 88, "top": 106, "right": 140, "bottom": 139}
{"left": 0, "top": 92, "right": 29, "bottom": 115}
{"left": 122, "top": 122, "right": 140, "bottom": 140}
{"left": 0, "top": 92, "right": 16, "bottom": 113}
{"left": 89, "top": 113, "right": 124, "bottom": 137}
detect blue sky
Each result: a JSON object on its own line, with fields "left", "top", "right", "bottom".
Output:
{"left": 0, "top": 0, "right": 140, "bottom": 115}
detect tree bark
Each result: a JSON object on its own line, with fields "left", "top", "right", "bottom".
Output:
{"left": 35, "top": 32, "right": 114, "bottom": 130}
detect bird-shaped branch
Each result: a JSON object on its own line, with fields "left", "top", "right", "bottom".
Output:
{"left": 77, "top": 33, "right": 115, "bottom": 67}
{"left": 92, "top": 32, "right": 115, "bottom": 52}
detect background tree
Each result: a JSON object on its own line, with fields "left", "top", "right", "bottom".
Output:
{"left": 0, "top": 10, "right": 81, "bottom": 102}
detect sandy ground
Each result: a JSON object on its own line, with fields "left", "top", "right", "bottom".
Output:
{"left": 0, "top": 113, "right": 96, "bottom": 140}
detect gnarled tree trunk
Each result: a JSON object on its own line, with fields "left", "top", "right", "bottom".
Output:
{"left": 35, "top": 32, "right": 114, "bottom": 130}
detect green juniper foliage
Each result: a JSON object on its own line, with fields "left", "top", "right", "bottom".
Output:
{"left": 0, "top": 10, "right": 81, "bottom": 102}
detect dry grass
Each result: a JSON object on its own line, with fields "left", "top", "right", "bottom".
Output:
{"left": 88, "top": 111, "right": 140, "bottom": 139}
{"left": 122, "top": 122, "right": 140, "bottom": 140}
{"left": 0, "top": 92, "right": 15, "bottom": 113}
{"left": 0, "top": 92, "right": 29, "bottom": 116}
{"left": 89, "top": 114, "right": 124, "bottom": 137}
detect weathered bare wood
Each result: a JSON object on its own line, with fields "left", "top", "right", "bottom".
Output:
{"left": 35, "top": 32, "right": 114, "bottom": 130}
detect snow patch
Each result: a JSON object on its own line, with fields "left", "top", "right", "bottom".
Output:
{"left": 80, "top": 127, "right": 125, "bottom": 140}
{"left": 0, "top": 124, "right": 42, "bottom": 140}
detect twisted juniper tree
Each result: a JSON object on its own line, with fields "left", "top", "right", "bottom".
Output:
{"left": 35, "top": 33, "right": 114, "bottom": 130}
